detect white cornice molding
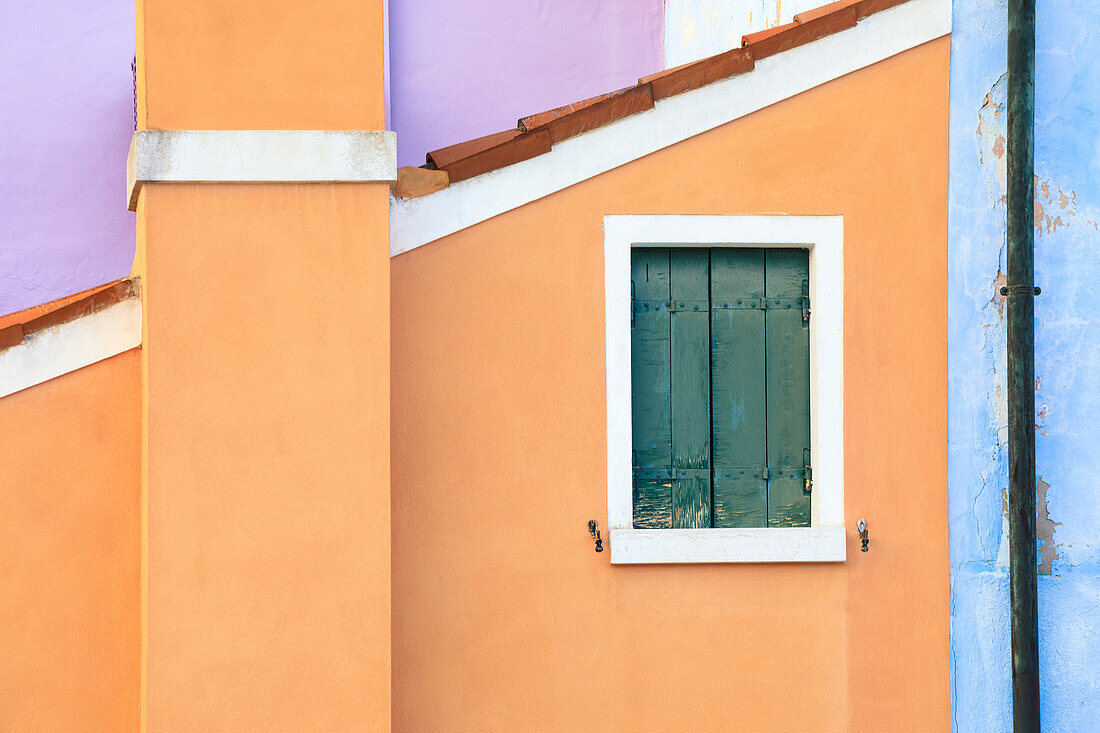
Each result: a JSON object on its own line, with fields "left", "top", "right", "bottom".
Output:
{"left": 0, "top": 298, "right": 142, "bottom": 399}
{"left": 127, "top": 130, "right": 397, "bottom": 210}
{"left": 390, "top": 0, "right": 950, "bottom": 256}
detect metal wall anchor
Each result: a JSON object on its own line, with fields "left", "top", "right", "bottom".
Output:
{"left": 588, "top": 520, "right": 604, "bottom": 553}
{"left": 857, "top": 519, "right": 869, "bottom": 552}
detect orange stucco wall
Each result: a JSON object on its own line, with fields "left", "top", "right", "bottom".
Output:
{"left": 391, "top": 37, "right": 950, "bottom": 732}
{"left": 136, "top": 0, "right": 384, "bottom": 130}
{"left": 0, "top": 351, "right": 142, "bottom": 730}
{"left": 136, "top": 183, "right": 392, "bottom": 730}
{"left": 133, "top": 0, "right": 392, "bottom": 726}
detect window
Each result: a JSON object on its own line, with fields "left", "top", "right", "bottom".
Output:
{"left": 604, "top": 215, "right": 845, "bottom": 563}
{"left": 631, "top": 247, "right": 811, "bottom": 529}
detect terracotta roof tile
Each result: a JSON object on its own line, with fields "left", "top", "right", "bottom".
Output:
{"left": 0, "top": 324, "right": 24, "bottom": 349}
{"left": 0, "top": 279, "right": 138, "bottom": 351}
{"left": 742, "top": 6, "right": 858, "bottom": 59}
{"left": 793, "top": 0, "right": 862, "bottom": 24}
{"left": 641, "top": 47, "right": 755, "bottom": 101}
{"left": 426, "top": 130, "right": 523, "bottom": 170}
{"left": 411, "top": 0, "right": 917, "bottom": 194}
{"left": 854, "top": 0, "right": 914, "bottom": 18}
{"left": 519, "top": 84, "right": 655, "bottom": 142}
{"left": 438, "top": 129, "right": 552, "bottom": 183}
{"left": 519, "top": 90, "right": 622, "bottom": 131}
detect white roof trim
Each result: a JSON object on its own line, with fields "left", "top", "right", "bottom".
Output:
{"left": 390, "top": 0, "right": 950, "bottom": 256}
{"left": 0, "top": 298, "right": 142, "bottom": 399}
{"left": 128, "top": 130, "right": 397, "bottom": 210}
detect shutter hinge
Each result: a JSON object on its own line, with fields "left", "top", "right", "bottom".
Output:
{"left": 630, "top": 281, "right": 635, "bottom": 327}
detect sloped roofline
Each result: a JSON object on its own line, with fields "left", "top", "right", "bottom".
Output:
{"left": 391, "top": 0, "right": 950, "bottom": 256}
{"left": 0, "top": 279, "right": 142, "bottom": 398}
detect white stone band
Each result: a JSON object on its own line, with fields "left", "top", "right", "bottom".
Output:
{"left": 127, "top": 130, "right": 397, "bottom": 210}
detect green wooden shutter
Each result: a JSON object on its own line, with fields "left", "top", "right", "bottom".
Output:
{"left": 669, "top": 249, "right": 712, "bottom": 528}
{"left": 763, "top": 249, "right": 811, "bottom": 527}
{"left": 631, "top": 247, "right": 810, "bottom": 529}
{"left": 631, "top": 249, "right": 672, "bottom": 528}
{"left": 710, "top": 249, "right": 768, "bottom": 527}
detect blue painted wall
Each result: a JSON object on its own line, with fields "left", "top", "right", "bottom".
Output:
{"left": 949, "top": 1, "right": 1100, "bottom": 730}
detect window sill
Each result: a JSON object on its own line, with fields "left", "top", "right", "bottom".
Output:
{"left": 608, "top": 527, "right": 847, "bottom": 564}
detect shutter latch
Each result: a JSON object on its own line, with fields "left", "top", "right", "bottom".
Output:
{"left": 803, "top": 448, "right": 812, "bottom": 494}
{"left": 802, "top": 277, "right": 811, "bottom": 323}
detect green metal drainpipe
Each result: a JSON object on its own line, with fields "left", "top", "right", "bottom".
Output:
{"left": 1006, "top": 0, "right": 1041, "bottom": 729}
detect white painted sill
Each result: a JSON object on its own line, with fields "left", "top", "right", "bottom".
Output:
{"left": 609, "top": 527, "right": 847, "bottom": 564}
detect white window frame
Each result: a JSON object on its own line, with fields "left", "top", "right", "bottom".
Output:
{"left": 604, "top": 215, "right": 846, "bottom": 563}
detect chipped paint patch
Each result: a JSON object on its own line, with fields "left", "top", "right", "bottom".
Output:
{"left": 1033, "top": 175, "right": 1079, "bottom": 236}
{"left": 1035, "top": 477, "right": 1061, "bottom": 575}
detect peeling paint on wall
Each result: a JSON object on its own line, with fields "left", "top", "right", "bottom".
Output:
{"left": 1035, "top": 477, "right": 1060, "bottom": 575}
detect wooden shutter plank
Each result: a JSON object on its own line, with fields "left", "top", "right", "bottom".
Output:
{"left": 710, "top": 249, "right": 768, "bottom": 527}
{"left": 764, "top": 249, "right": 812, "bottom": 526}
{"left": 631, "top": 249, "right": 672, "bottom": 528}
{"left": 670, "top": 249, "right": 711, "bottom": 528}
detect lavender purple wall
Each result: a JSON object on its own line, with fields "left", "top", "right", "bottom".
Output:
{"left": 1, "top": 1, "right": 663, "bottom": 313}
{"left": 1, "top": 1, "right": 136, "bottom": 315}
{"left": 388, "top": 0, "right": 664, "bottom": 167}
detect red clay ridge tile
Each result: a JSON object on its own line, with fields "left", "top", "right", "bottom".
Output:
{"left": 793, "top": 0, "right": 862, "bottom": 24}
{"left": 853, "top": 0, "right": 913, "bottom": 19}
{"left": 796, "top": 0, "right": 909, "bottom": 23}
{"left": 405, "top": 0, "right": 920, "bottom": 191}
{"left": 519, "top": 84, "right": 654, "bottom": 144}
{"left": 519, "top": 89, "right": 623, "bottom": 131}
{"left": 0, "top": 279, "right": 137, "bottom": 351}
{"left": 393, "top": 166, "right": 449, "bottom": 199}
{"left": 0, "top": 279, "right": 128, "bottom": 331}
{"left": 743, "top": 5, "right": 858, "bottom": 59}
{"left": 0, "top": 324, "right": 24, "bottom": 350}
{"left": 641, "top": 47, "right": 755, "bottom": 101}
{"left": 742, "top": 20, "right": 799, "bottom": 48}
{"left": 426, "top": 130, "right": 522, "bottom": 170}
{"left": 438, "top": 129, "right": 552, "bottom": 183}
{"left": 21, "top": 280, "right": 136, "bottom": 337}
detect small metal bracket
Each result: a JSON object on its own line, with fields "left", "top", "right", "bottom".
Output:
{"left": 857, "top": 519, "right": 869, "bottom": 552}
{"left": 1000, "top": 285, "right": 1042, "bottom": 296}
{"left": 588, "top": 520, "right": 604, "bottom": 553}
